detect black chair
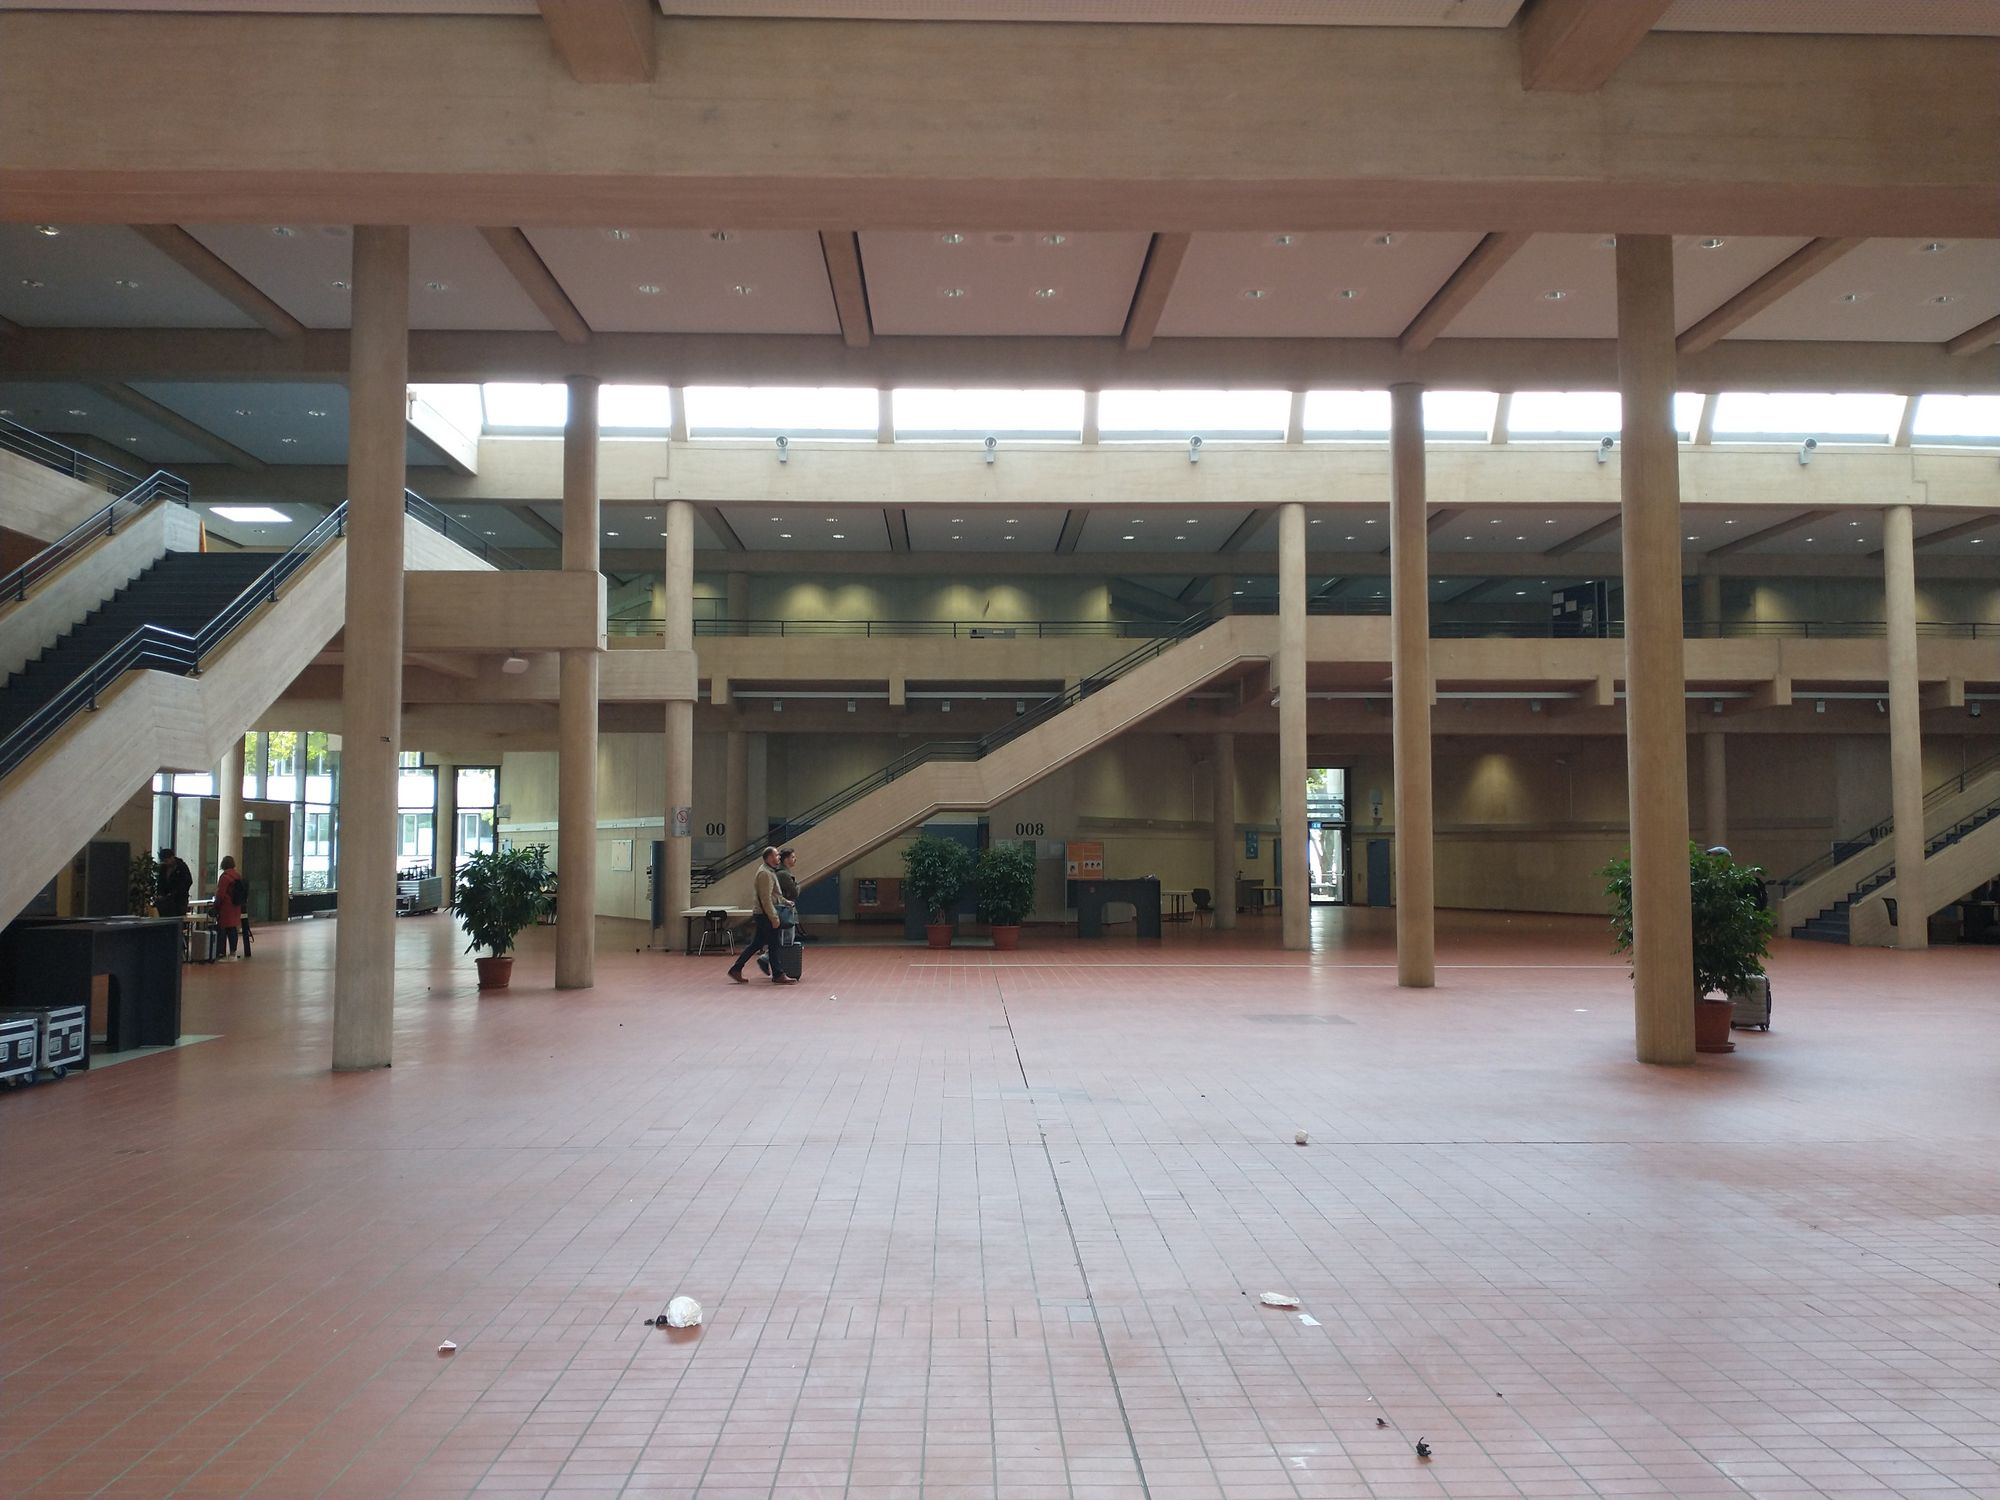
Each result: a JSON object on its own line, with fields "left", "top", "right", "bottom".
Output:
{"left": 1191, "top": 887, "right": 1214, "bottom": 924}
{"left": 696, "top": 909, "right": 733, "bottom": 957}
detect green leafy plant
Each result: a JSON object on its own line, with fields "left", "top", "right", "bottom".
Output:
{"left": 901, "top": 834, "right": 974, "bottom": 923}
{"left": 452, "top": 844, "right": 552, "bottom": 958}
{"left": 1602, "top": 843, "right": 1773, "bottom": 999}
{"left": 975, "top": 840, "right": 1039, "bottom": 926}
{"left": 128, "top": 851, "right": 159, "bottom": 915}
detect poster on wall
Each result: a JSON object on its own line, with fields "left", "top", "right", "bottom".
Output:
{"left": 612, "top": 839, "right": 633, "bottom": 872}
{"left": 1244, "top": 830, "right": 1259, "bottom": 859}
{"left": 1064, "top": 841, "right": 1104, "bottom": 879}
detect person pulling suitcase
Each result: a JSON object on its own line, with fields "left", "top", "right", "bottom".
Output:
{"left": 759, "top": 848, "right": 802, "bottom": 980}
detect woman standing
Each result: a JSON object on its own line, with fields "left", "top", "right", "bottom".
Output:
{"left": 213, "top": 855, "right": 246, "bottom": 958}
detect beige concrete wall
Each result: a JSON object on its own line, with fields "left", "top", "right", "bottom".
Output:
{"left": 0, "top": 502, "right": 202, "bottom": 678}
{"left": 0, "top": 448, "right": 117, "bottom": 543}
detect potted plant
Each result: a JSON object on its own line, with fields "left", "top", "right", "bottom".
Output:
{"left": 1602, "top": 843, "right": 1773, "bottom": 1054}
{"left": 128, "top": 851, "right": 159, "bottom": 916}
{"left": 452, "top": 843, "right": 552, "bottom": 989}
{"left": 902, "top": 834, "right": 974, "bottom": 948}
{"left": 975, "top": 840, "right": 1038, "bottom": 950}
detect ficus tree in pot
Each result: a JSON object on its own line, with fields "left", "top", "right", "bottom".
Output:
{"left": 901, "top": 834, "right": 974, "bottom": 948}
{"left": 452, "top": 843, "right": 552, "bottom": 989}
{"left": 975, "top": 840, "right": 1038, "bottom": 950}
{"left": 1601, "top": 843, "right": 1773, "bottom": 1053}
{"left": 128, "top": 852, "right": 159, "bottom": 917}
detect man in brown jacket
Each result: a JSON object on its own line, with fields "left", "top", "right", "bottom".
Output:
{"left": 728, "top": 847, "right": 794, "bottom": 984}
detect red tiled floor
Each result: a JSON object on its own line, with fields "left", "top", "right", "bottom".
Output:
{"left": 2, "top": 909, "right": 1997, "bottom": 1499}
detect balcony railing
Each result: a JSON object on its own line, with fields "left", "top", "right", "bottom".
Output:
{"left": 0, "top": 415, "right": 148, "bottom": 497}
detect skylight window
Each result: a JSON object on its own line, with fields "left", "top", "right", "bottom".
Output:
{"left": 1674, "top": 392, "right": 1704, "bottom": 439}
{"left": 408, "top": 383, "right": 483, "bottom": 438}
{"left": 1711, "top": 392, "right": 1903, "bottom": 443}
{"left": 599, "top": 385, "right": 674, "bottom": 434}
{"left": 1097, "top": 389, "right": 1288, "bottom": 441}
{"left": 209, "top": 506, "right": 291, "bottom": 524}
{"left": 683, "top": 386, "right": 876, "bottom": 438}
{"left": 1910, "top": 394, "right": 2000, "bottom": 446}
{"left": 893, "top": 389, "right": 1083, "bottom": 441}
{"left": 481, "top": 382, "right": 567, "bottom": 432}
{"left": 1421, "top": 390, "right": 1498, "bottom": 441}
{"left": 1302, "top": 390, "right": 1390, "bottom": 441}
{"left": 1507, "top": 391, "right": 1621, "bottom": 439}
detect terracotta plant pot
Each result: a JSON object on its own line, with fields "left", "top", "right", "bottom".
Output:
{"left": 990, "top": 924, "right": 1021, "bottom": 951}
{"left": 476, "top": 955, "right": 515, "bottom": 991}
{"left": 925, "top": 923, "right": 954, "bottom": 949}
{"left": 1694, "top": 994, "right": 1736, "bottom": 1053}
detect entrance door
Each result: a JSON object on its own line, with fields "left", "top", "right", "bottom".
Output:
{"left": 1305, "top": 768, "right": 1348, "bottom": 905}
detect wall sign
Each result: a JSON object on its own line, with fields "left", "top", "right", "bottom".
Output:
{"left": 669, "top": 806, "right": 692, "bottom": 838}
{"left": 1244, "top": 830, "right": 1259, "bottom": 859}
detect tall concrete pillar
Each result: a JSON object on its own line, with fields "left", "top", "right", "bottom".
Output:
{"left": 1883, "top": 504, "right": 1928, "bottom": 950}
{"left": 1277, "top": 502, "right": 1309, "bottom": 951}
{"left": 725, "top": 571, "right": 750, "bottom": 625}
{"left": 1388, "top": 383, "right": 1436, "bottom": 988}
{"left": 1616, "top": 235, "right": 1696, "bottom": 1065}
{"left": 556, "top": 375, "right": 601, "bottom": 989}
{"left": 1697, "top": 572, "right": 1723, "bottom": 638}
{"left": 663, "top": 499, "right": 696, "bottom": 925}
{"left": 332, "top": 225, "right": 409, "bottom": 1073}
{"left": 1702, "top": 732, "right": 1728, "bottom": 848}
{"left": 725, "top": 729, "right": 749, "bottom": 851}
{"left": 1211, "top": 730, "right": 1237, "bottom": 931}
{"left": 217, "top": 735, "right": 245, "bottom": 872}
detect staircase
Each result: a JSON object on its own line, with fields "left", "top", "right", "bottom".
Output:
{"left": 693, "top": 612, "right": 1270, "bottom": 914}
{"left": 1784, "top": 754, "right": 2000, "bottom": 943}
{"left": 1, "top": 552, "right": 276, "bottom": 742}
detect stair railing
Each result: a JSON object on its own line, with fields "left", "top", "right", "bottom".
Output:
{"left": 691, "top": 608, "right": 1219, "bottom": 891}
{"left": 0, "top": 469, "right": 193, "bottom": 604}
{"left": 1773, "top": 748, "right": 2000, "bottom": 896}
{"left": 0, "top": 506, "right": 347, "bottom": 782}
{"left": 403, "top": 490, "right": 529, "bottom": 570}
{"left": 0, "top": 415, "right": 147, "bottom": 496}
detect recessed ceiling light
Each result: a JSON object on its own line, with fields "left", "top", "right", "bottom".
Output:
{"left": 1698, "top": 237, "right": 1725, "bottom": 250}
{"left": 271, "top": 226, "right": 297, "bottom": 238}
{"left": 33, "top": 224, "right": 60, "bottom": 237}
{"left": 331, "top": 279, "right": 349, "bottom": 290}
{"left": 1006, "top": 517, "right": 1017, "bottom": 523}
{"left": 1003, "top": 534, "right": 1014, "bottom": 540}
{"left": 127, "top": 437, "right": 140, "bottom": 444}
{"left": 951, "top": 517, "right": 963, "bottom": 523}
{"left": 732, "top": 284, "right": 754, "bottom": 296}
{"left": 424, "top": 281, "right": 449, "bottom": 292}
{"left": 1241, "top": 288, "right": 1268, "bottom": 300}
{"left": 1122, "top": 534, "right": 1135, "bottom": 541}
{"left": 235, "top": 408, "right": 253, "bottom": 416}
{"left": 66, "top": 407, "right": 87, "bottom": 416}
{"left": 1174, "top": 534, "right": 1186, "bottom": 540}
{"left": 1034, "top": 287, "right": 1059, "bottom": 299}
{"left": 1804, "top": 537, "right": 1814, "bottom": 543}
{"left": 637, "top": 283, "right": 661, "bottom": 295}
{"left": 780, "top": 532, "right": 792, "bottom": 538}
{"left": 1929, "top": 294, "right": 1956, "bottom": 304}
{"left": 305, "top": 408, "right": 327, "bottom": 418}
{"left": 1685, "top": 534, "right": 1697, "bottom": 541}
{"left": 606, "top": 529, "right": 620, "bottom": 537}
{"left": 1543, "top": 289, "right": 1569, "bottom": 301}
{"left": 1917, "top": 241, "right": 1948, "bottom": 254}
{"left": 939, "top": 232, "right": 964, "bottom": 245}
{"left": 18, "top": 278, "right": 44, "bottom": 288}
{"left": 1837, "top": 291, "right": 1864, "bottom": 303}
{"left": 1850, "top": 520, "right": 1861, "bottom": 526}
{"left": 1335, "top": 288, "right": 1361, "bottom": 300}
{"left": 280, "top": 436, "right": 298, "bottom": 444}
{"left": 832, "top": 532, "right": 845, "bottom": 539}
{"left": 484, "top": 530, "right": 495, "bottom": 535}
{"left": 708, "top": 230, "right": 733, "bottom": 242}
{"left": 605, "top": 229, "right": 633, "bottom": 241}
{"left": 113, "top": 278, "right": 140, "bottom": 289}
{"left": 1042, "top": 233, "right": 1067, "bottom": 246}
{"left": 658, "top": 531, "right": 667, "bottom": 538}
{"left": 1373, "top": 233, "right": 1397, "bottom": 246}
{"left": 211, "top": 505, "right": 291, "bottom": 523}
{"left": 951, "top": 534, "right": 961, "bottom": 540}
{"left": 1271, "top": 233, "right": 1295, "bottom": 247}
{"left": 941, "top": 287, "right": 966, "bottom": 298}
{"left": 1515, "top": 590, "right": 1527, "bottom": 596}
{"left": 1598, "top": 235, "right": 1617, "bottom": 249}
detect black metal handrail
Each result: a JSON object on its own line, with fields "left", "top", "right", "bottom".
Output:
{"left": 1772, "top": 748, "right": 2000, "bottom": 896}
{"left": 0, "top": 469, "right": 193, "bottom": 603}
{"left": 692, "top": 608, "right": 1219, "bottom": 890}
{"left": 0, "top": 506, "right": 348, "bottom": 782}
{"left": 0, "top": 415, "right": 145, "bottom": 496}
{"left": 403, "top": 490, "right": 529, "bottom": 570}
{"left": 1836, "top": 779, "right": 2000, "bottom": 913}
{"left": 611, "top": 616, "right": 1208, "bottom": 640}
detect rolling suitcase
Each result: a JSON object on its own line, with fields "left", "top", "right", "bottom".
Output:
{"left": 32, "top": 1005, "right": 86, "bottom": 1076}
{"left": 189, "top": 922, "right": 222, "bottom": 964}
{"left": 771, "top": 924, "right": 803, "bottom": 981}
{"left": 1730, "top": 975, "right": 1771, "bottom": 1031}
{"left": 1, "top": 1011, "right": 37, "bottom": 1086}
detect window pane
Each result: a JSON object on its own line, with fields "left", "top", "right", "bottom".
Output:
{"left": 408, "top": 383, "right": 484, "bottom": 437}
{"left": 599, "top": 384, "right": 674, "bottom": 433}
{"left": 482, "top": 382, "right": 568, "bottom": 431}
{"left": 1098, "top": 389, "right": 1289, "bottom": 441}
{"left": 892, "top": 388, "right": 1084, "bottom": 440}
{"left": 455, "top": 766, "right": 498, "bottom": 811}
{"left": 1507, "top": 391, "right": 1621, "bottom": 438}
{"left": 171, "top": 772, "right": 214, "bottom": 797}
{"left": 1302, "top": 390, "right": 1390, "bottom": 440}
{"left": 1674, "top": 392, "right": 1704, "bottom": 439}
{"left": 1711, "top": 392, "right": 1903, "bottom": 441}
{"left": 397, "top": 767, "right": 437, "bottom": 813}
{"left": 1421, "top": 391, "right": 1498, "bottom": 440}
{"left": 1911, "top": 394, "right": 2000, "bottom": 445}
{"left": 683, "top": 386, "right": 876, "bottom": 438}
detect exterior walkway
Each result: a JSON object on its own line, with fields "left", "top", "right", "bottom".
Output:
{"left": 2, "top": 911, "right": 1997, "bottom": 1499}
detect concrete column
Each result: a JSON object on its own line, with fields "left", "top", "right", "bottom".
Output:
{"left": 745, "top": 732, "right": 769, "bottom": 847}
{"left": 1211, "top": 731, "right": 1237, "bottom": 931}
{"left": 725, "top": 571, "right": 750, "bottom": 625}
{"left": 556, "top": 375, "right": 600, "bottom": 989}
{"left": 332, "top": 225, "right": 409, "bottom": 1073}
{"left": 1388, "top": 384, "right": 1435, "bottom": 988}
{"left": 725, "top": 729, "right": 749, "bottom": 850}
{"left": 1702, "top": 731, "right": 1728, "bottom": 848}
{"left": 1883, "top": 503, "right": 1928, "bottom": 950}
{"left": 663, "top": 499, "right": 696, "bottom": 925}
{"left": 217, "top": 735, "right": 245, "bottom": 871}
{"left": 1616, "top": 235, "right": 1696, "bottom": 1065}
{"left": 1211, "top": 574, "right": 1235, "bottom": 616}
{"left": 1697, "top": 572, "right": 1723, "bottom": 639}
{"left": 1277, "top": 502, "right": 1309, "bottom": 951}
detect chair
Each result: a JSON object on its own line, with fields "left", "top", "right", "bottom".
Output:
{"left": 696, "top": 908, "right": 733, "bottom": 957}
{"left": 1191, "top": 887, "right": 1214, "bottom": 925}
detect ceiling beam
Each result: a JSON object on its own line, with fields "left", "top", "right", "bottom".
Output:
{"left": 1398, "top": 233, "right": 1533, "bottom": 354}
{"left": 5, "top": 329, "right": 1997, "bottom": 395}
{"left": 0, "top": 314, "right": 21, "bottom": 338}
{"left": 1909, "top": 512, "right": 2000, "bottom": 551}
{"left": 1946, "top": 312, "right": 2000, "bottom": 358}
{"left": 1054, "top": 509, "right": 1088, "bottom": 555}
{"left": 504, "top": 502, "right": 565, "bottom": 546}
{"left": 819, "top": 231, "right": 872, "bottom": 351}
{"left": 698, "top": 502, "right": 745, "bottom": 553}
{"left": 1676, "top": 238, "right": 1865, "bottom": 355}
{"left": 884, "top": 506, "right": 910, "bottom": 553}
{"left": 1518, "top": 0, "right": 1674, "bottom": 92}
{"left": 536, "top": 0, "right": 654, "bottom": 83}
{"left": 477, "top": 227, "right": 591, "bottom": 345}
{"left": 1545, "top": 514, "right": 1621, "bottom": 556}
{"left": 131, "top": 224, "right": 305, "bottom": 340}
{"left": 1705, "top": 507, "right": 1835, "bottom": 559}
{"left": 407, "top": 652, "right": 480, "bottom": 681}
{"left": 89, "top": 382, "right": 266, "bottom": 471}
{"left": 1122, "top": 233, "right": 1191, "bottom": 353}
{"left": 1439, "top": 577, "right": 1502, "bottom": 606}
{"left": 1382, "top": 506, "right": 1462, "bottom": 557}
{"left": 1218, "top": 508, "right": 1273, "bottom": 555}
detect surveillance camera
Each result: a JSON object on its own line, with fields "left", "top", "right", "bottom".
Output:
{"left": 1188, "top": 434, "right": 1204, "bottom": 464}
{"left": 1798, "top": 437, "right": 1818, "bottom": 466}
{"left": 983, "top": 434, "right": 997, "bottom": 464}
{"left": 774, "top": 434, "right": 789, "bottom": 463}
{"left": 1595, "top": 435, "right": 1615, "bottom": 465}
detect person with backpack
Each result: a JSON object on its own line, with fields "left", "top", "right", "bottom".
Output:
{"left": 212, "top": 855, "right": 247, "bottom": 957}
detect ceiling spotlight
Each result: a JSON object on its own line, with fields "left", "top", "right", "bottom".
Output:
{"left": 1188, "top": 435, "right": 1203, "bottom": 464}
{"left": 1837, "top": 291, "right": 1863, "bottom": 303}
{"left": 331, "top": 279, "right": 349, "bottom": 290}
{"left": 732, "top": 284, "right": 754, "bottom": 296}
{"left": 1015, "top": 699, "right": 1027, "bottom": 716}
{"left": 271, "top": 226, "right": 297, "bottom": 238}
{"left": 1543, "top": 289, "right": 1569, "bottom": 301}
{"left": 424, "top": 281, "right": 448, "bottom": 292}
{"left": 831, "top": 532, "right": 844, "bottom": 539}
{"left": 1042, "top": 233, "right": 1067, "bottom": 246}
{"left": 66, "top": 407, "right": 87, "bottom": 416}
{"left": 17, "top": 278, "right": 44, "bottom": 288}
{"left": 1335, "top": 288, "right": 1361, "bottom": 300}
{"left": 501, "top": 655, "right": 530, "bottom": 675}
{"left": 940, "top": 232, "right": 964, "bottom": 245}
{"left": 1598, "top": 235, "right": 1617, "bottom": 249}
{"left": 605, "top": 228, "right": 633, "bottom": 241}
{"left": 234, "top": 408, "right": 253, "bottom": 416}
{"left": 305, "top": 408, "right": 327, "bottom": 418}
{"left": 1917, "top": 241, "right": 1948, "bottom": 253}
{"left": 1271, "top": 233, "right": 1295, "bottom": 247}
{"left": 279, "top": 437, "right": 298, "bottom": 445}
{"left": 1798, "top": 437, "right": 1818, "bottom": 465}
{"left": 1373, "top": 233, "right": 1397, "bottom": 246}
{"left": 983, "top": 435, "right": 998, "bottom": 463}
{"left": 637, "top": 283, "right": 661, "bottom": 295}
{"left": 1596, "top": 435, "right": 1615, "bottom": 464}
{"left": 1928, "top": 294, "right": 1956, "bottom": 305}
{"left": 775, "top": 434, "right": 789, "bottom": 463}
{"left": 1034, "top": 287, "right": 1059, "bottom": 299}
{"left": 1241, "top": 288, "right": 1268, "bottom": 300}
{"left": 33, "top": 224, "right": 60, "bottom": 236}
{"left": 1122, "top": 534, "right": 1135, "bottom": 541}
{"left": 606, "top": 530, "right": 619, "bottom": 537}
{"left": 1698, "top": 237, "right": 1726, "bottom": 250}
{"left": 113, "top": 278, "right": 140, "bottom": 289}
{"left": 942, "top": 287, "right": 966, "bottom": 298}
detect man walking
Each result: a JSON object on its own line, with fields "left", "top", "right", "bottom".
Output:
{"left": 758, "top": 846, "right": 801, "bottom": 977}
{"left": 728, "top": 847, "right": 794, "bottom": 985}
{"left": 157, "top": 847, "right": 194, "bottom": 917}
